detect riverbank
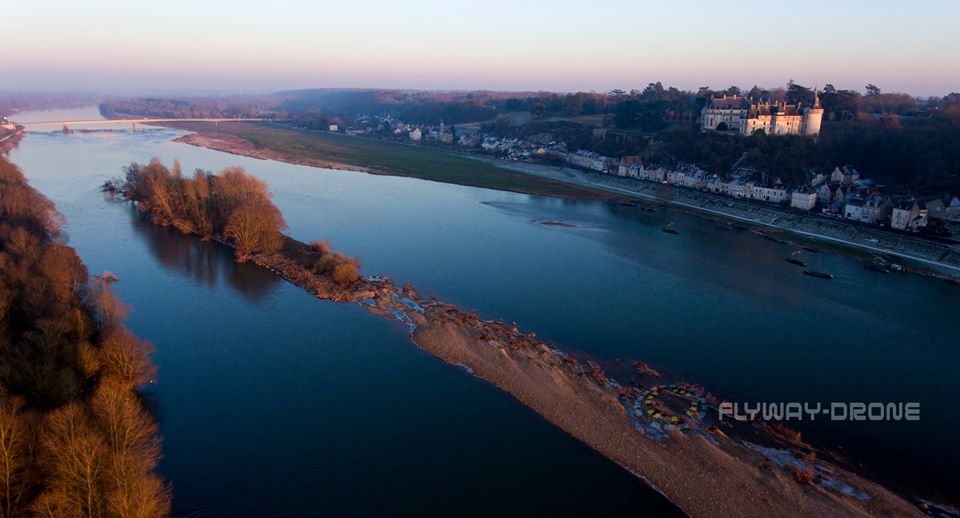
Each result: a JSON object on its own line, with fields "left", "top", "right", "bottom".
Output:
{"left": 166, "top": 123, "right": 612, "bottom": 200}
{"left": 0, "top": 125, "right": 25, "bottom": 154}
{"left": 475, "top": 158, "right": 960, "bottom": 278}
{"left": 163, "top": 122, "right": 960, "bottom": 279}
{"left": 115, "top": 181, "right": 927, "bottom": 517}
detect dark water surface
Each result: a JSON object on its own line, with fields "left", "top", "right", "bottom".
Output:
{"left": 9, "top": 107, "right": 960, "bottom": 512}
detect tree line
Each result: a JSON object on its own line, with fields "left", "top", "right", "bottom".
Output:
{"left": 99, "top": 97, "right": 271, "bottom": 120}
{"left": 0, "top": 156, "right": 169, "bottom": 517}
{"left": 113, "top": 160, "right": 286, "bottom": 262}
{"left": 112, "top": 161, "right": 360, "bottom": 287}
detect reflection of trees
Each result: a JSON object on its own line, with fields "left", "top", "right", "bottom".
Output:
{"left": 127, "top": 209, "right": 279, "bottom": 303}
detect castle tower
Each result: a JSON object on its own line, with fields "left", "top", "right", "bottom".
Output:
{"left": 803, "top": 88, "right": 824, "bottom": 138}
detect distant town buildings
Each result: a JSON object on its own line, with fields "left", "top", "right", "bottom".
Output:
{"left": 701, "top": 91, "right": 823, "bottom": 138}
{"left": 328, "top": 112, "right": 951, "bottom": 235}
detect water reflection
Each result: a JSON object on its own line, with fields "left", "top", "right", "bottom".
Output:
{"left": 127, "top": 207, "right": 279, "bottom": 303}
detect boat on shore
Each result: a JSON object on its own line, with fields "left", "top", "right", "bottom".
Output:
{"left": 715, "top": 223, "right": 735, "bottom": 231}
{"left": 803, "top": 270, "right": 833, "bottom": 279}
{"left": 764, "top": 234, "right": 787, "bottom": 244}
{"left": 802, "top": 246, "right": 820, "bottom": 253}
{"left": 662, "top": 223, "right": 679, "bottom": 235}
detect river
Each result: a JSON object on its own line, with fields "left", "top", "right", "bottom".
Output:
{"left": 9, "top": 107, "right": 960, "bottom": 513}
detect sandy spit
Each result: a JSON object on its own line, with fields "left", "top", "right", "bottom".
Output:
{"left": 238, "top": 237, "right": 924, "bottom": 518}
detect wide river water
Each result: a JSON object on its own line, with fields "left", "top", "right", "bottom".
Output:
{"left": 9, "top": 107, "right": 960, "bottom": 514}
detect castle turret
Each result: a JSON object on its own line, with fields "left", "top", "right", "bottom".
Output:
{"left": 803, "top": 88, "right": 824, "bottom": 138}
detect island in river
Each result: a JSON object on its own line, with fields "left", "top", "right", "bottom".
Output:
{"left": 108, "top": 159, "right": 931, "bottom": 518}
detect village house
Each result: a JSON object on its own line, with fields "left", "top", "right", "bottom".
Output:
{"left": 566, "top": 150, "right": 617, "bottom": 173}
{"left": 666, "top": 169, "right": 686, "bottom": 185}
{"left": 843, "top": 199, "right": 865, "bottom": 221}
{"left": 816, "top": 183, "right": 833, "bottom": 204}
{"left": 639, "top": 166, "right": 666, "bottom": 183}
{"left": 750, "top": 183, "right": 788, "bottom": 203}
{"left": 408, "top": 127, "right": 422, "bottom": 141}
{"left": 947, "top": 197, "right": 960, "bottom": 221}
{"left": 830, "top": 166, "right": 860, "bottom": 185}
{"left": 618, "top": 156, "right": 644, "bottom": 178}
{"left": 705, "top": 175, "right": 725, "bottom": 194}
{"left": 831, "top": 186, "right": 847, "bottom": 211}
{"left": 890, "top": 201, "right": 928, "bottom": 231}
{"left": 725, "top": 180, "right": 751, "bottom": 198}
{"left": 566, "top": 150, "right": 598, "bottom": 170}
{"left": 790, "top": 188, "right": 818, "bottom": 210}
{"left": 860, "top": 194, "right": 893, "bottom": 224}
{"left": 925, "top": 196, "right": 960, "bottom": 221}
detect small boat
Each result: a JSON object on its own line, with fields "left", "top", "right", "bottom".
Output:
{"left": 716, "top": 223, "right": 735, "bottom": 231}
{"left": 764, "top": 234, "right": 786, "bottom": 244}
{"left": 803, "top": 270, "right": 833, "bottom": 280}
{"left": 889, "top": 263, "right": 903, "bottom": 272}
{"left": 642, "top": 207, "right": 657, "bottom": 213}
{"left": 864, "top": 262, "right": 890, "bottom": 274}
{"left": 786, "top": 257, "right": 807, "bottom": 267}
{"left": 802, "top": 246, "right": 820, "bottom": 253}
{"left": 662, "top": 227, "right": 679, "bottom": 235}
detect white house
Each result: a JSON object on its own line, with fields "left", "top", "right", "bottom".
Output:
{"left": 791, "top": 190, "right": 818, "bottom": 210}
{"left": 408, "top": 128, "right": 422, "bottom": 141}
{"left": 890, "top": 201, "right": 928, "bottom": 231}
{"left": 861, "top": 195, "right": 892, "bottom": 224}
{"left": 640, "top": 167, "right": 666, "bottom": 182}
{"left": 843, "top": 199, "right": 865, "bottom": 221}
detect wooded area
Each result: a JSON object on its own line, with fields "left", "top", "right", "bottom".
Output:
{"left": 0, "top": 156, "right": 169, "bottom": 517}
{"left": 113, "top": 160, "right": 361, "bottom": 287}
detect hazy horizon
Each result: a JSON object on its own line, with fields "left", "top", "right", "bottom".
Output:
{"left": 4, "top": 0, "right": 959, "bottom": 97}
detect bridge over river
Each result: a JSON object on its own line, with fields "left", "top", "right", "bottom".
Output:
{"left": 13, "top": 117, "right": 273, "bottom": 127}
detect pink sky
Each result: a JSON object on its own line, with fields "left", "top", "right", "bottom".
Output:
{"left": 4, "top": 1, "right": 958, "bottom": 96}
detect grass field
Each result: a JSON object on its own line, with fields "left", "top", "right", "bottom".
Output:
{"left": 171, "top": 122, "right": 610, "bottom": 199}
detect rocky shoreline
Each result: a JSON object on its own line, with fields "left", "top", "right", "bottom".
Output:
{"left": 213, "top": 232, "right": 922, "bottom": 517}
